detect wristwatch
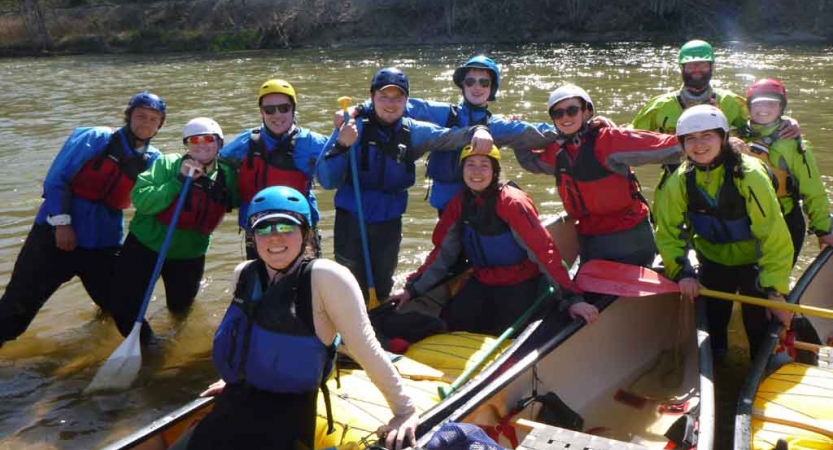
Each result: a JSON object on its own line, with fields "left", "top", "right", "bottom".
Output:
{"left": 47, "top": 214, "right": 72, "bottom": 226}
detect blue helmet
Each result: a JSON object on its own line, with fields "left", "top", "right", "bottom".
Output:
{"left": 370, "top": 67, "right": 409, "bottom": 96}
{"left": 247, "top": 186, "right": 312, "bottom": 229}
{"left": 453, "top": 55, "right": 501, "bottom": 101}
{"left": 126, "top": 91, "right": 167, "bottom": 126}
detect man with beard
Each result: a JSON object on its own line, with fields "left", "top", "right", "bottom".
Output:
{"left": 631, "top": 40, "right": 799, "bottom": 209}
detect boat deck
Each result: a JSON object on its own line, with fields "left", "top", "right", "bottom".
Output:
{"left": 518, "top": 420, "right": 651, "bottom": 450}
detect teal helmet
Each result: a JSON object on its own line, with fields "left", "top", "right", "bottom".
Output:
{"left": 678, "top": 40, "right": 715, "bottom": 66}
{"left": 247, "top": 186, "right": 311, "bottom": 229}
{"left": 453, "top": 55, "right": 501, "bottom": 101}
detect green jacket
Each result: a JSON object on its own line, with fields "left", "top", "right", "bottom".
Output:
{"left": 655, "top": 153, "right": 793, "bottom": 294}
{"left": 631, "top": 86, "right": 749, "bottom": 133}
{"left": 129, "top": 153, "right": 239, "bottom": 260}
{"left": 740, "top": 120, "right": 832, "bottom": 236}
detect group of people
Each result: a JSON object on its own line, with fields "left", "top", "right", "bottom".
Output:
{"left": 0, "top": 38, "right": 831, "bottom": 450}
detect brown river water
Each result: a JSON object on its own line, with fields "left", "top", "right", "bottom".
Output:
{"left": 1, "top": 43, "right": 832, "bottom": 449}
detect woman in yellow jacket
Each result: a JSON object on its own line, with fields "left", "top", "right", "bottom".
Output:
{"left": 739, "top": 78, "right": 833, "bottom": 263}
{"left": 655, "top": 104, "right": 793, "bottom": 360}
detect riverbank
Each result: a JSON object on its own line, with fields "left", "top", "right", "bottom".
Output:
{"left": 1, "top": 0, "right": 831, "bottom": 57}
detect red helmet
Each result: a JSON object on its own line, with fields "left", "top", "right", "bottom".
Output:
{"left": 746, "top": 78, "right": 787, "bottom": 112}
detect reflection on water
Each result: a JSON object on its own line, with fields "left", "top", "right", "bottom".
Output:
{"left": 0, "top": 43, "right": 832, "bottom": 448}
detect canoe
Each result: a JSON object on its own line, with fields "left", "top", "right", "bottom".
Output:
{"left": 99, "top": 214, "right": 581, "bottom": 450}
{"left": 734, "top": 247, "right": 833, "bottom": 450}
{"left": 418, "top": 262, "right": 716, "bottom": 448}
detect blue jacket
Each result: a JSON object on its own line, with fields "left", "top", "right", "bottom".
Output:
{"left": 315, "top": 109, "right": 477, "bottom": 223}
{"left": 220, "top": 125, "right": 326, "bottom": 229}
{"left": 35, "top": 127, "right": 160, "bottom": 248}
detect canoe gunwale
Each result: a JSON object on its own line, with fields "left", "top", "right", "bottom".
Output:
{"left": 733, "top": 247, "right": 833, "bottom": 450}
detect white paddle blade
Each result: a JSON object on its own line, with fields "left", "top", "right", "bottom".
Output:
{"left": 85, "top": 323, "right": 143, "bottom": 393}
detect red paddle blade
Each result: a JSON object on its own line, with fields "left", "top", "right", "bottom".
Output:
{"left": 575, "top": 260, "right": 681, "bottom": 297}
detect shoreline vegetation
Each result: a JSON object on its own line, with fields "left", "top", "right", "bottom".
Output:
{"left": 1, "top": 0, "right": 831, "bottom": 57}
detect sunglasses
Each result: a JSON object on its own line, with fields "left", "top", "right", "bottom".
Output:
{"left": 261, "top": 103, "right": 293, "bottom": 115}
{"left": 548, "top": 104, "right": 584, "bottom": 120}
{"left": 463, "top": 77, "right": 491, "bottom": 88}
{"left": 184, "top": 134, "right": 217, "bottom": 145}
{"left": 253, "top": 221, "right": 298, "bottom": 237}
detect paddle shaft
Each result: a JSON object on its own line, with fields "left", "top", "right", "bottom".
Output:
{"left": 700, "top": 288, "right": 833, "bottom": 320}
{"left": 342, "top": 100, "right": 380, "bottom": 309}
{"left": 136, "top": 170, "right": 195, "bottom": 321}
{"left": 438, "top": 286, "right": 553, "bottom": 399}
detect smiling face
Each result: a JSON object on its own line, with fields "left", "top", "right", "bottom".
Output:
{"left": 129, "top": 107, "right": 165, "bottom": 142}
{"left": 253, "top": 221, "right": 304, "bottom": 270}
{"left": 682, "top": 130, "right": 724, "bottom": 166}
{"left": 371, "top": 86, "right": 408, "bottom": 125}
{"left": 550, "top": 97, "right": 591, "bottom": 136}
{"left": 185, "top": 135, "right": 220, "bottom": 165}
{"left": 681, "top": 61, "right": 713, "bottom": 91}
{"left": 749, "top": 98, "right": 782, "bottom": 125}
{"left": 463, "top": 154, "right": 495, "bottom": 193}
{"left": 462, "top": 68, "right": 493, "bottom": 107}
{"left": 259, "top": 93, "right": 295, "bottom": 135}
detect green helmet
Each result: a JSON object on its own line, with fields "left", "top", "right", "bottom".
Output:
{"left": 678, "top": 40, "right": 714, "bottom": 66}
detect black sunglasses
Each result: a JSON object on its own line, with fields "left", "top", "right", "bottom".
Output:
{"left": 463, "top": 77, "right": 491, "bottom": 88}
{"left": 261, "top": 103, "right": 293, "bottom": 115}
{"left": 548, "top": 104, "right": 583, "bottom": 120}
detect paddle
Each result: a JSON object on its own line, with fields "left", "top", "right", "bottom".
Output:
{"left": 438, "top": 286, "right": 553, "bottom": 399}
{"left": 575, "top": 260, "right": 833, "bottom": 320}
{"left": 86, "top": 166, "right": 197, "bottom": 393}
{"left": 339, "top": 96, "right": 381, "bottom": 310}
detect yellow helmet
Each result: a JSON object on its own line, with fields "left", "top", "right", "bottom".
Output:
{"left": 460, "top": 144, "right": 501, "bottom": 163}
{"left": 257, "top": 79, "right": 297, "bottom": 106}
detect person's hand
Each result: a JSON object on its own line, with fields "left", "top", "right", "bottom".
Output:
{"left": 589, "top": 115, "right": 617, "bottom": 129}
{"left": 504, "top": 113, "right": 522, "bottom": 122}
{"left": 818, "top": 233, "right": 833, "bottom": 250}
{"left": 470, "top": 128, "right": 494, "bottom": 154}
{"left": 679, "top": 277, "right": 701, "bottom": 303}
{"left": 568, "top": 300, "right": 599, "bottom": 324}
{"left": 336, "top": 119, "right": 358, "bottom": 148}
{"left": 388, "top": 289, "right": 412, "bottom": 310}
{"left": 378, "top": 409, "right": 418, "bottom": 450}
{"left": 55, "top": 225, "right": 77, "bottom": 251}
{"left": 181, "top": 159, "right": 204, "bottom": 180}
{"left": 777, "top": 118, "right": 801, "bottom": 140}
{"left": 200, "top": 379, "right": 226, "bottom": 397}
{"left": 766, "top": 292, "right": 793, "bottom": 328}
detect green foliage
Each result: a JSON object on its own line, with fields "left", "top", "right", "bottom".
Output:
{"left": 208, "top": 31, "right": 259, "bottom": 52}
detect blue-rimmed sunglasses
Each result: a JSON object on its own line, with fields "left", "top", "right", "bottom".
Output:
{"left": 253, "top": 222, "right": 298, "bottom": 237}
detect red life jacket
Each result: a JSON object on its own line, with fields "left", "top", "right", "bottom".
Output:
{"left": 552, "top": 129, "right": 648, "bottom": 235}
{"left": 237, "top": 128, "right": 309, "bottom": 202}
{"left": 156, "top": 161, "right": 232, "bottom": 235}
{"left": 69, "top": 131, "right": 150, "bottom": 210}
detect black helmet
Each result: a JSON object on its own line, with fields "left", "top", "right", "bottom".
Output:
{"left": 370, "top": 68, "right": 409, "bottom": 96}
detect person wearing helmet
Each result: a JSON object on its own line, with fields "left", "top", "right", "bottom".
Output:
{"left": 654, "top": 104, "right": 793, "bottom": 360}
{"left": 169, "top": 186, "right": 418, "bottom": 450}
{"left": 220, "top": 79, "right": 328, "bottom": 259}
{"left": 316, "top": 67, "right": 496, "bottom": 303}
{"left": 631, "top": 40, "right": 800, "bottom": 213}
{"left": 0, "top": 92, "right": 165, "bottom": 347}
{"left": 388, "top": 145, "right": 598, "bottom": 335}
{"left": 109, "top": 118, "right": 238, "bottom": 345}
{"left": 738, "top": 78, "right": 833, "bottom": 262}
{"left": 514, "top": 84, "right": 682, "bottom": 267}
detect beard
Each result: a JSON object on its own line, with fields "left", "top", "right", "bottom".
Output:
{"left": 682, "top": 69, "right": 712, "bottom": 92}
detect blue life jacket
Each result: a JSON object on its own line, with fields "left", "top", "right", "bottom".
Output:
{"left": 686, "top": 160, "right": 755, "bottom": 244}
{"left": 426, "top": 104, "right": 491, "bottom": 185}
{"left": 461, "top": 182, "right": 528, "bottom": 268}
{"left": 348, "top": 116, "right": 414, "bottom": 193}
{"left": 212, "top": 259, "right": 338, "bottom": 394}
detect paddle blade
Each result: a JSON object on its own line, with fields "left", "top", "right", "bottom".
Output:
{"left": 575, "top": 260, "right": 681, "bottom": 297}
{"left": 85, "top": 323, "right": 142, "bottom": 393}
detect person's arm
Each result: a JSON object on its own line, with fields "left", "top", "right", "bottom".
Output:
{"left": 596, "top": 128, "right": 683, "bottom": 174}
{"left": 406, "top": 197, "right": 465, "bottom": 297}
{"left": 131, "top": 154, "right": 187, "bottom": 215}
{"left": 742, "top": 164, "right": 794, "bottom": 295}
{"left": 218, "top": 129, "right": 253, "bottom": 164}
{"left": 654, "top": 169, "right": 697, "bottom": 281}
{"left": 314, "top": 120, "right": 357, "bottom": 189}
{"left": 405, "top": 97, "right": 454, "bottom": 124}
{"left": 311, "top": 260, "right": 416, "bottom": 417}
{"left": 495, "top": 187, "right": 576, "bottom": 291}
{"left": 407, "top": 120, "right": 492, "bottom": 159}
{"left": 630, "top": 97, "right": 663, "bottom": 131}
{"left": 791, "top": 139, "right": 832, "bottom": 239}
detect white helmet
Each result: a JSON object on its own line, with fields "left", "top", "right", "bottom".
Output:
{"left": 182, "top": 117, "right": 224, "bottom": 141}
{"left": 676, "top": 105, "right": 729, "bottom": 138}
{"left": 546, "top": 84, "right": 594, "bottom": 114}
